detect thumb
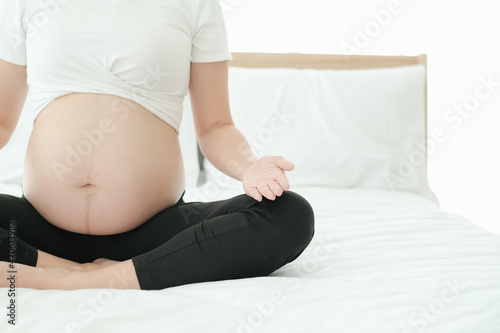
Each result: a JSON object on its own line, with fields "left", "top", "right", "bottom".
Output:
{"left": 273, "top": 156, "right": 295, "bottom": 172}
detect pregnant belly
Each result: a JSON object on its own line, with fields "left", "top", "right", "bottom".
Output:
{"left": 22, "top": 93, "right": 185, "bottom": 235}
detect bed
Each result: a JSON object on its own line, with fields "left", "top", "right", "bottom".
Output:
{"left": 1, "top": 53, "right": 499, "bottom": 333}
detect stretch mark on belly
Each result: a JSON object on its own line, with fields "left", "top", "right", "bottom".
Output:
{"left": 81, "top": 184, "right": 97, "bottom": 234}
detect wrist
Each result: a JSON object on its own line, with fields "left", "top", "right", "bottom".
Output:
{"left": 229, "top": 156, "right": 257, "bottom": 182}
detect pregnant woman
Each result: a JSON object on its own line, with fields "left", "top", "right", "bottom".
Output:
{"left": 0, "top": 0, "right": 314, "bottom": 290}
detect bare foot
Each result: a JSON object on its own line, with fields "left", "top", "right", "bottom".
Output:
{"left": 80, "top": 258, "right": 120, "bottom": 271}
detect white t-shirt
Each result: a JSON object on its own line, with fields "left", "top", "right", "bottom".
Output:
{"left": 0, "top": 0, "right": 233, "bottom": 133}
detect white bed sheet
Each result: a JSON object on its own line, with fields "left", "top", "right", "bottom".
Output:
{"left": 1, "top": 186, "right": 499, "bottom": 333}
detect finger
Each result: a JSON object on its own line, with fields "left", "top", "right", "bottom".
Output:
{"left": 275, "top": 173, "right": 291, "bottom": 191}
{"left": 268, "top": 181, "right": 284, "bottom": 197}
{"left": 246, "top": 186, "right": 263, "bottom": 202}
{"left": 273, "top": 156, "right": 295, "bottom": 172}
{"left": 258, "top": 183, "right": 276, "bottom": 201}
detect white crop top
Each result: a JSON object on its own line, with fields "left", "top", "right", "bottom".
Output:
{"left": 0, "top": 0, "right": 233, "bottom": 133}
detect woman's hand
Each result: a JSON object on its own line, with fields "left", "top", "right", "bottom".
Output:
{"left": 242, "top": 155, "right": 295, "bottom": 202}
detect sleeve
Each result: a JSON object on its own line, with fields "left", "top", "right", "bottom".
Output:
{"left": 0, "top": 0, "right": 27, "bottom": 66}
{"left": 191, "top": 0, "right": 232, "bottom": 63}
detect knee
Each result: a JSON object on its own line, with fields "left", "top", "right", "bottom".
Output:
{"left": 263, "top": 190, "right": 315, "bottom": 251}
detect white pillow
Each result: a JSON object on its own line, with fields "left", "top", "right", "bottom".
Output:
{"left": 201, "top": 65, "right": 438, "bottom": 203}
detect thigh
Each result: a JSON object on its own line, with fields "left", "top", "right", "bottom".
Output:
{"left": 176, "top": 192, "right": 261, "bottom": 227}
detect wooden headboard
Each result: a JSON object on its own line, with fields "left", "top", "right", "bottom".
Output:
{"left": 229, "top": 52, "right": 427, "bottom": 70}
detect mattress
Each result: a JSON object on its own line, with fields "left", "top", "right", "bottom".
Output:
{"left": 2, "top": 185, "right": 499, "bottom": 333}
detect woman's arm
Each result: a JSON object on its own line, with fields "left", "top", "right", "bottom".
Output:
{"left": 0, "top": 59, "right": 28, "bottom": 149}
{"left": 189, "top": 60, "right": 256, "bottom": 180}
{"left": 189, "top": 61, "right": 294, "bottom": 201}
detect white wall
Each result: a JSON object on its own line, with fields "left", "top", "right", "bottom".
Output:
{"left": 220, "top": 0, "right": 500, "bottom": 234}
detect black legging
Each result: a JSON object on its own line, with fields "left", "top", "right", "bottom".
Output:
{"left": 0, "top": 190, "right": 314, "bottom": 290}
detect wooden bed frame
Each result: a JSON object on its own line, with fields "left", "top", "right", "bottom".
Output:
{"left": 229, "top": 52, "right": 427, "bottom": 70}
